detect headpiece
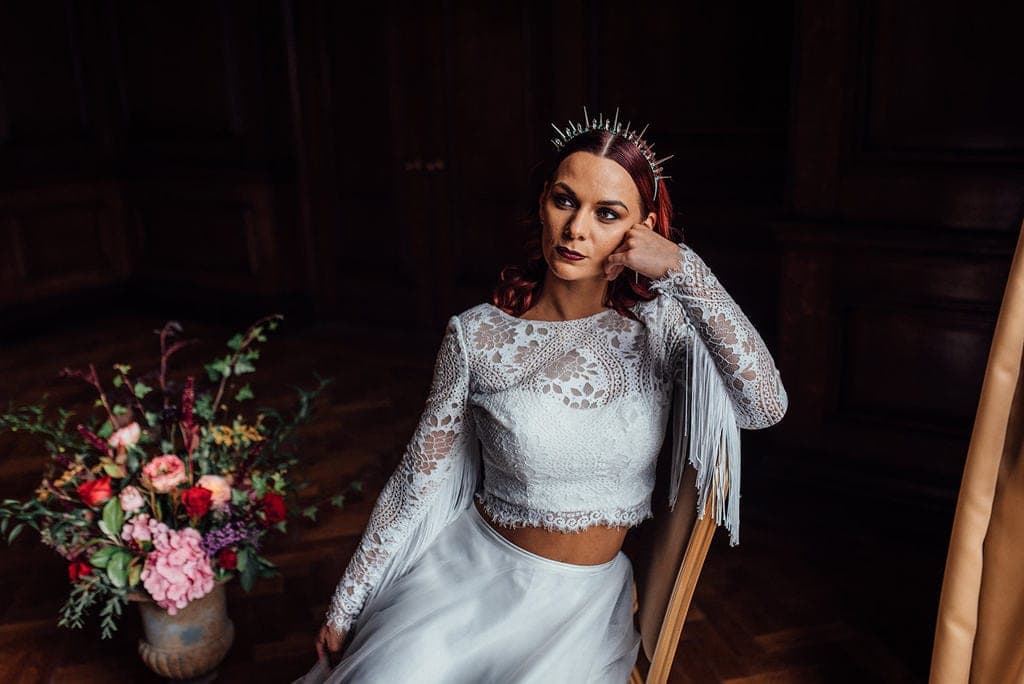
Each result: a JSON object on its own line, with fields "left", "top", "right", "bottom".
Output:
{"left": 549, "top": 106, "right": 673, "bottom": 202}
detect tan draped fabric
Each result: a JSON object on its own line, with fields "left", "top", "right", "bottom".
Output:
{"left": 930, "top": 220, "right": 1024, "bottom": 683}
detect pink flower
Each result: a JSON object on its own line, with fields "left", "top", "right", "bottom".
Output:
{"left": 142, "top": 455, "right": 187, "bottom": 493}
{"left": 140, "top": 526, "right": 215, "bottom": 615}
{"left": 108, "top": 421, "right": 142, "bottom": 449}
{"left": 119, "top": 485, "right": 145, "bottom": 513}
{"left": 121, "top": 513, "right": 156, "bottom": 543}
{"left": 196, "top": 475, "right": 232, "bottom": 508}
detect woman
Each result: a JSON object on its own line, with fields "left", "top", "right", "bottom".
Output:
{"left": 294, "top": 107, "right": 789, "bottom": 683}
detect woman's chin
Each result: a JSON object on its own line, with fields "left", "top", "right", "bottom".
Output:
{"left": 548, "top": 266, "right": 595, "bottom": 283}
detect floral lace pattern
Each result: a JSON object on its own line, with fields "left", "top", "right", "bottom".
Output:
{"left": 647, "top": 242, "right": 789, "bottom": 429}
{"left": 325, "top": 242, "right": 788, "bottom": 633}
{"left": 474, "top": 490, "right": 654, "bottom": 533}
{"left": 326, "top": 315, "right": 475, "bottom": 634}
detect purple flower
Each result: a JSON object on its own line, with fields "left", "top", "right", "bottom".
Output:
{"left": 201, "top": 520, "right": 260, "bottom": 557}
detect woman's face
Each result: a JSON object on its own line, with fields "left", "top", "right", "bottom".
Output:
{"left": 538, "top": 151, "right": 656, "bottom": 283}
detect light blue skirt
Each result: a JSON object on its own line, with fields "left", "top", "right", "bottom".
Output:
{"left": 293, "top": 500, "right": 642, "bottom": 683}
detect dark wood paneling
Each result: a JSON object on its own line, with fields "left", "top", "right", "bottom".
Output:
{"left": 0, "top": 183, "right": 128, "bottom": 303}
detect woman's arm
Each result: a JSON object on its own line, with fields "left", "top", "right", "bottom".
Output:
{"left": 325, "top": 315, "right": 476, "bottom": 634}
{"left": 648, "top": 241, "right": 788, "bottom": 430}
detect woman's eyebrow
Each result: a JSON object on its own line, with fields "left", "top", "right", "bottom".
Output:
{"left": 554, "top": 181, "right": 628, "bottom": 211}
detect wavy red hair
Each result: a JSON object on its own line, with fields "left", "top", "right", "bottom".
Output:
{"left": 491, "top": 122, "right": 683, "bottom": 321}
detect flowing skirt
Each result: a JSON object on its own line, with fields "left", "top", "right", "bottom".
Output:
{"left": 293, "top": 500, "right": 642, "bottom": 683}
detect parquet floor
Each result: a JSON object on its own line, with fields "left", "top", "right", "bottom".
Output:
{"left": 0, "top": 311, "right": 942, "bottom": 683}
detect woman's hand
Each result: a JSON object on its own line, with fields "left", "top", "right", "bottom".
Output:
{"left": 604, "top": 223, "right": 682, "bottom": 282}
{"left": 316, "top": 622, "right": 350, "bottom": 671}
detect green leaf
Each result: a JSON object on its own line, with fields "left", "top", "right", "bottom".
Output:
{"left": 234, "top": 384, "right": 254, "bottom": 402}
{"left": 145, "top": 411, "right": 160, "bottom": 427}
{"left": 233, "top": 357, "right": 256, "bottom": 375}
{"left": 112, "top": 375, "right": 123, "bottom": 388}
{"left": 236, "top": 547, "right": 249, "bottom": 573}
{"left": 97, "top": 421, "right": 114, "bottom": 439}
{"left": 128, "top": 562, "right": 141, "bottom": 587}
{"left": 205, "top": 357, "right": 232, "bottom": 382}
{"left": 107, "top": 551, "right": 129, "bottom": 588}
{"left": 194, "top": 395, "right": 214, "bottom": 421}
{"left": 240, "top": 553, "right": 258, "bottom": 592}
{"left": 112, "top": 404, "right": 129, "bottom": 416}
{"left": 273, "top": 520, "right": 287, "bottom": 533}
{"left": 226, "top": 333, "right": 246, "bottom": 351}
{"left": 102, "top": 462, "right": 123, "bottom": 478}
{"left": 301, "top": 506, "right": 317, "bottom": 521}
{"left": 134, "top": 381, "right": 153, "bottom": 399}
{"left": 102, "top": 497, "right": 124, "bottom": 537}
{"left": 8, "top": 523, "right": 24, "bottom": 544}
{"left": 330, "top": 494, "right": 346, "bottom": 507}
{"left": 89, "top": 546, "right": 119, "bottom": 569}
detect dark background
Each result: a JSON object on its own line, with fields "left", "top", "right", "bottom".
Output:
{"left": 1, "top": 1, "right": 1022, "bottom": 681}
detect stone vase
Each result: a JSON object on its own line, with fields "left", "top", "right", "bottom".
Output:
{"left": 128, "top": 577, "right": 235, "bottom": 681}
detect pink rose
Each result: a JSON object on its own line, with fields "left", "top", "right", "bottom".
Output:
{"left": 119, "top": 485, "right": 145, "bottom": 513}
{"left": 107, "top": 421, "right": 141, "bottom": 449}
{"left": 196, "top": 474, "right": 232, "bottom": 508}
{"left": 142, "top": 455, "right": 187, "bottom": 493}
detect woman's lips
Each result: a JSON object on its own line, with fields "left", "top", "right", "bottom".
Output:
{"left": 556, "top": 246, "right": 585, "bottom": 261}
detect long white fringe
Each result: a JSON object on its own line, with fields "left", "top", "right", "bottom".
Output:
{"left": 667, "top": 321, "right": 742, "bottom": 546}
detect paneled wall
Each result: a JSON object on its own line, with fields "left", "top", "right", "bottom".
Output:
{"left": 770, "top": 0, "right": 1023, "bottom": 507}
{"left": 2, "top": 0, "right": 1022, "bottom": 511}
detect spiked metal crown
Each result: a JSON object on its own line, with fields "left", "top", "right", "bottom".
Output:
{"left": 549, "top": 106, "right": 673, "bottom": 201}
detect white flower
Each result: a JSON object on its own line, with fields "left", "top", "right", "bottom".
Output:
{"left": 108, "top": 421, "right": 142, "bottom": 449}
{"left": 197, "top": 474, "right": 232, "bottom": 508}
{"left": 119, "top": 485, "right": 145, "bottom": 513}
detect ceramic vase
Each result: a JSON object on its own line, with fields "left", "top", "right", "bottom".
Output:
{"left": 129, "top": 577, "right": 234, "bottom": 681}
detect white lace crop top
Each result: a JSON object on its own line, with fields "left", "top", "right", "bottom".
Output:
{"left": 325, "top": 241, "right": 789, "bottom": 634}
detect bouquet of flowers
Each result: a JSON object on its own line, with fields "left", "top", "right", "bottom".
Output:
{"left": 0, "top": 314, "right": 352, "bottom": 638}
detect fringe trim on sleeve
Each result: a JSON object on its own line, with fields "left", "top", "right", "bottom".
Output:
{"left": 358, "top": 434, "right": 483, "bottom": 624}
{"left": 668, "top": 321, "right": 743, "bottom": 547}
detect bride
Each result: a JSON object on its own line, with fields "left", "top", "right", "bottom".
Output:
{"left": 294, "top": 106, "right": 788, "bottom": 683}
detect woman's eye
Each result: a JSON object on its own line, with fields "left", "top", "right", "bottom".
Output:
{"left": 554, "top": 194, "right": 619, "bottom": 221}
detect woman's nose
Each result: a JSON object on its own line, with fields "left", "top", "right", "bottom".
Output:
{"left": 563, "top": 214, "right": 589, "bottom": 240}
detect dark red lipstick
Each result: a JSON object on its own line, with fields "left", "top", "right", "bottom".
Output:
{"left": 556, "top": 246, "right": 585, "bottom": 261}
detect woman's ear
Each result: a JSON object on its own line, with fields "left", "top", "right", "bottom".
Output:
{"left": 643, "top": 211, "right": 657, "bottom": 230}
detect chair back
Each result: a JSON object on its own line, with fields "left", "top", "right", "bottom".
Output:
{"left": 623, "top": 428, "right": 724, "bottom": 682}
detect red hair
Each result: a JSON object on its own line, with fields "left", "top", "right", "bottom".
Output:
{"left": 491, "top": 123, "right": 683, "bottom": 320}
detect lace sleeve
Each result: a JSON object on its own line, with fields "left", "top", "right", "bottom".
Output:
{"left": 648, "top": 241, "right": 788, "bottom": 430}
{"left": 325, "top": 315, "right": 477, "bottom": 634}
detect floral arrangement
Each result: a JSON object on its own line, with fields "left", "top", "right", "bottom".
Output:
{"left": 0, "top": 315, "right": 355, "bottom": 638}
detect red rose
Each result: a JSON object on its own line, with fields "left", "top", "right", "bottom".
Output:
{"left": 181, "top": 486, "right": 213, "bottom": 519}
{"left": 259, "top": 492, "right": 287, "bottom": 526}
{"left": 76, "top": 476, "right": 113, "bottom": 507}
{"left": 217, "top": 548, "right": 238, "bottom": 570}
{"left": 68, "top": 561, "right": 91, "bottom": 581}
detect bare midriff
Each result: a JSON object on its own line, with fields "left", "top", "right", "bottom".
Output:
{"left": 473, "top": 498, "right": 628, "bottom": 566}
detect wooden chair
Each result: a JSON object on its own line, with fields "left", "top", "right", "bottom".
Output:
{"left": 623, "top": 434, "right": 726, "bottom": 683}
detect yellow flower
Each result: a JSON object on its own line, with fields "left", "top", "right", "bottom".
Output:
{"left": 239, "top": 425, "right": 264, "bottom": 443}
{"left": 211, "top": 425, "right": 234, "bottom": 447}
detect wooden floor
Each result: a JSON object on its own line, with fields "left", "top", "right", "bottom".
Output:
{"left": 0, "top": 310, "right": 945, "bottom": 683}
